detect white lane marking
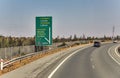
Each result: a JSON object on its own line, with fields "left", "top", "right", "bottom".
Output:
{"left": 92, "top": 65, "right": 95, "bottom": 69}
{"left": 115, "top": 45, "right": 120, "bottom": 58}
{"left": 48, "top": 47, "right": 87, "bottom": 78}
{"left": 90, "top": 57, "right": 95, "bottom": 69}
{"left": 90, "top": 58, "right": 95, "bottom": 69}
{"left": 108, "top": 46, "right": 120, "bottom": 66}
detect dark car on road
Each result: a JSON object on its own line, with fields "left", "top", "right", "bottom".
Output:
{"left": 93, "top": 41, "right": 101, "bottom": 47}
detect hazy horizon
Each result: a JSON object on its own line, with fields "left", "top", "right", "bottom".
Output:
{"left": 0, "top": 0, "right": 120, "bottom": 38}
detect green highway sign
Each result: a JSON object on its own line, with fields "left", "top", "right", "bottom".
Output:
{"left": 35, "top": 16, "right": 52, "bottom": 46}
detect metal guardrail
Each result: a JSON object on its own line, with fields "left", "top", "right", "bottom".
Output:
{"left": 2, "top": 45, "right": 68, "bottom": 69}
{"left": 3, "top": 53, "right": 36, "bottom": 67}
{"left": 1, "top": 41, "right": 90, "bottom": 70}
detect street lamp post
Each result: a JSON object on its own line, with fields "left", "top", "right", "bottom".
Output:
{"left": 112, "top": 26, "right": 115, "bottom": 42}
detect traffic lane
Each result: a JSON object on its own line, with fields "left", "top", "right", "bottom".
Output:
{"left": 91, "top": 43, "right": 120, "bottom": 78}
{"left": 50, "top": 46, "right": 97, "bottom": 78}
{"left": 108, "top": 44, "right": 120, "bottom": 65}
{"left": 49, "top": 43, "right": 119, "bottom": 78}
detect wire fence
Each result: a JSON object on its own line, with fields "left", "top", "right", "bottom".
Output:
{"left": 0, "top": 41, "right": 90, "bottom": 60}
{"left": 0, "top": 45, "right": 35, "bottom": 60}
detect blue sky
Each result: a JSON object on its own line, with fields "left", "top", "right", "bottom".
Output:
{"left": 0, "top": 0, "right": 120, "bottom": 38}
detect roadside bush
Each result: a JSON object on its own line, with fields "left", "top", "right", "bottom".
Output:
{"left": 57, "top": 42, "right": 67, "bottom": 47}
{"left": 21, "top": 52, "right": 26, "bottom": 56}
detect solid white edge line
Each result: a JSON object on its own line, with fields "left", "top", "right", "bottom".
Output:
{"left": 115, "top": 45, "right": 120, "bottom": 58}
{"left": 108, "top": 45, "right": 120, "bottom": 66}
{"left": 48, "top": 47, "right": 86, "bottom": 78}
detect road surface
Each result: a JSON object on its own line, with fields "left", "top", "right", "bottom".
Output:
{"left": 45, "top": 43, "right": 120, "bottom": 78}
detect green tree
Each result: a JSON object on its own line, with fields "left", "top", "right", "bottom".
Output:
{"left": 4, "top": 37, "right": 9, "bottom": 47}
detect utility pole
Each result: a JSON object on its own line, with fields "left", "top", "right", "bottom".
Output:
{"left": 112, "top": 26, "right": 115, "bottom": 42}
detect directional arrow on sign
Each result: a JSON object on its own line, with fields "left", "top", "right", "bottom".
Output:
{"left": 45, "top": 27, "right": 51, "bottom": 44}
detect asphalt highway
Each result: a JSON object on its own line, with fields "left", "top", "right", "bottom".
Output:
{"left": 47, "top": 43, "right": 120, "bottom": 78}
